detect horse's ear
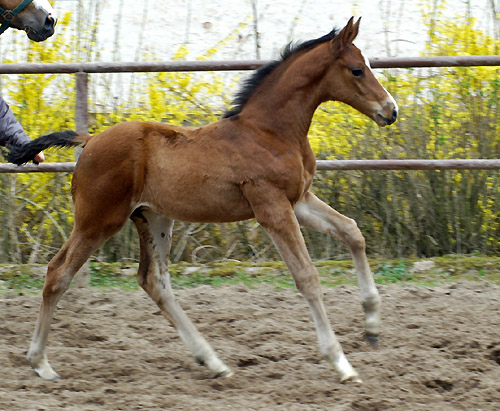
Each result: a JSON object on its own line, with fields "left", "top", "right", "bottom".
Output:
{"left": 341, "top": 17, "right": 355, "bottom": 46}
{"left": 351, "top": 17, "right": 361, "bottom": 41}
{"left": 331, "top": 17, "right": 360, "bottom": 57}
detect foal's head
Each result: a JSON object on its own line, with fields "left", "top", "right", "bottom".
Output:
{"left": 224, "top": 17, "right": 397, "bottom": 127}
{"left": 324, "top": 17, "right": 398, "bottom": 127}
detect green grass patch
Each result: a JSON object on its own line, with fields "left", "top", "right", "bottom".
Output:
{"left": 374, "top": 263, "right": 413, "bottom": 284}
{"left": 88, "top": 262, "right": 138, "bottom": 290}
{"left": 0, "top": 254, "right": 499, "bottom": 292}
{"left": 1, "top": 272, "right": 45, "bottom": 291}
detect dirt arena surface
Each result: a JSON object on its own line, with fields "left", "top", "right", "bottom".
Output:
{"left": 1, "top": 281, "right": 500, "bottom": 410}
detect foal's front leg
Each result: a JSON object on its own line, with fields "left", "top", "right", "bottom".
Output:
{"left": 294, "top": 191, "right": 381, "bottom": 344}
{"left": 243, "top": 187, "right": 361, "bottom": 383}
{"left": 131, "top": 208, "right": 232, "bottom": 378}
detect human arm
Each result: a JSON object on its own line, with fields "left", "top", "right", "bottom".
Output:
{"left": 0, "top": 93, "right": 44, "bottom": 163}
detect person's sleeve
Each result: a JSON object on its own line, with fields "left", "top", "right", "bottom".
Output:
{"left": 0, "top": 94, "right": 31, "bottom": 147}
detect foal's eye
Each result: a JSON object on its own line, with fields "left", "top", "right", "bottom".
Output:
{"left": 351, "top": 68, "right": 364, "bottom": 77}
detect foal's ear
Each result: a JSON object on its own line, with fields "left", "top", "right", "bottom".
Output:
{"left": 331, "top": 17, "right": 361, "bottom": 57}
{"left": 351, "top": 17, "right": 361, "bottom": 40}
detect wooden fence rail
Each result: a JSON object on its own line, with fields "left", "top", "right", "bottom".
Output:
{"left": 1, "top": 56, "right": 499, "bottom": 173}
{"left": 1, "top": 159, "right": 500, "bottom": 174}
{"left": 1, "top": 56, "right": 500, "bottom": 74}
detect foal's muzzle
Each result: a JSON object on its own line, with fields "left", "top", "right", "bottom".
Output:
{"left": 26, "top": 14, "right": 56, "bottom": 41}
{"left": 376, "top": 108, "right": 398, "bottom": 126}
{"left": 374, "top": 102, "right": 398, "bottom": 127}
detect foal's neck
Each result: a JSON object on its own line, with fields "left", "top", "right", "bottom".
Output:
{"left": 241, "top": 43, "right": 332, "bottom": 144}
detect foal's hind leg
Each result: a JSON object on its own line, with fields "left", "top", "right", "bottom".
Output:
{"left": 295, "top": 192, "right": 381, "bottom": 344}
{"left": 28, "top": 188, "right": 131, "bottom": 380}
{"left": 27, "top": 232, "right": 101, "bottom": 380}
{"left": 131, "top": 207, "right": 232, "bottom": 378}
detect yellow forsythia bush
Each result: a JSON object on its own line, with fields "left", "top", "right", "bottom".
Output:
{"left": 0, "top": 10, "right": 498, "bottom": 263}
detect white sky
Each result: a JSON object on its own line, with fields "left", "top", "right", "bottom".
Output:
{"left": 0, "top": 0, "right": 497, "bottom": 108}
{"left": 46, "top": 0, "right": 498, "bottom": 61}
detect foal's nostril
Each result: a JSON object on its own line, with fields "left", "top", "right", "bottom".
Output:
{"left": 391, "top": 108, "right": 398, "bottom": 122}
{"left": 45, "top": 15, "right": 56, "bottom": 29}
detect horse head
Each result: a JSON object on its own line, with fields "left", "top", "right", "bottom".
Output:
{"left": 0, "top": 0, "right": 56, "bottom": 41}
{"left": 325, "top": 17, "right": 398, "bottom": 127}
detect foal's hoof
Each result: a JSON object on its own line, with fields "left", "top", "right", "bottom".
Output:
{"left": 29, "top": 357, "right": 61, "bottom": 381}
{"left": 34, "top": 367, "right": 61, "bottom": 381}
{"left": 341, "top": 374, "right": 363, "bottom": 384}
{"left": 213, "top": 369, "right": 234, "bottom": 379}
{"left": 365, "top": 333, "right": 379, "bottom": 347}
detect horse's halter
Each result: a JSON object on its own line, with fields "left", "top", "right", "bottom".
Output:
{"left": 0, "top": 0, "right": 34, "bottom": 35}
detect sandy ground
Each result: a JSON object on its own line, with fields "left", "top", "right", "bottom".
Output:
{"left": 1, "top": 281, "right": 500, "bottom": 410}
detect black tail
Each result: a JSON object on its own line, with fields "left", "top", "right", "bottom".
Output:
{"left": 8, "top": 130, "right": 82, "bottom": 165}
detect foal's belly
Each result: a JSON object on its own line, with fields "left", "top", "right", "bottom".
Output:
{"left": 141, "top": 178, "right": 255, "bottom": 223}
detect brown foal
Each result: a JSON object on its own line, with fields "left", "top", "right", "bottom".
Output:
{"left": 10, "top": 17, "right": 397, "bottom": 383}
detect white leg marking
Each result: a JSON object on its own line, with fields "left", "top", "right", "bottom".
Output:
{"left": 28, "top": 297, "right": 63, "bottom": 380}
{"left": 133, "top": 209, "right": 232, "bottom": 378}
{"left": 27, "top": 233, "right": 99, "bottom": 380}
{"left": 28, "top": 342, "right": 61, "bottom": 380}
{"left": 253, "top": 199, "right": 359, "bottom": 383}
{"left": 307, "top": 299, "right": 360, "bottom": 382}
{"left": 295, "top": 192, "right": 381, "bottom": 341}
{"left": 365, "top": 311, "right": 380, "bottom": 336}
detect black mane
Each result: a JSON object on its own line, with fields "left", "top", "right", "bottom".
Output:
{"left": 223, "top": 28, "right": 339, "bottom": 118}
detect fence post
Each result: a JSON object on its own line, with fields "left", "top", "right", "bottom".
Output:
{"left": 75, "top": 71, "right": 89, "bottom": 135}
{"left": 73, "top": 71, "right": 90, "bottom": 288}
